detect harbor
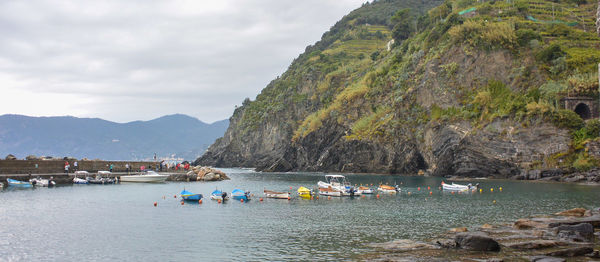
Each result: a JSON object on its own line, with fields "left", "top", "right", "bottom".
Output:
{"left": 1, "top": 168, "right": 599, "bottom": 261}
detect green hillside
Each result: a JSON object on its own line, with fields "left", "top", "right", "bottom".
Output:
{"left": 197, "top": 0, "right": 600, "bottom": 176}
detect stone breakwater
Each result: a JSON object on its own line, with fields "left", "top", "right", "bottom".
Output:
{"left": 167, "top": 166, "right": 230, "bottom": 182}
{"left": 367, "top": 208, "right": 600, "bottom": 261}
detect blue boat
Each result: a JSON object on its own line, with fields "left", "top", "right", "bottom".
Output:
{"left": 181, "top": 189, "right": 203, "bottom": 201}
{"left": 210, "top": 189, "right": 229, "bottom": 201}
{"left": 7, "top": 178, "right": 33, "bottom": 188}
{"left": 231, "top": 189, "right": 250, "bottom": 202}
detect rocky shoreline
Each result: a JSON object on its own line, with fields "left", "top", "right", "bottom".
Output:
{"left": 366, "top": 208, "right": 600, "bottom": 261}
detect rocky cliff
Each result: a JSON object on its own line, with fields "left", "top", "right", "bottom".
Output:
{"left": 197, "top": 0, "right": 600, "bottom": 178}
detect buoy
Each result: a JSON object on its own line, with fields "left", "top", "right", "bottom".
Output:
{"left": 371, "top": 183, "right": 373, "bottom": 186}
{"left": 251, "top": 194, "right": 255, "bottom": 197}
{"left": 427, "top": 186, "right": 430, "bottom": 190}
{"left": 181, "top": 201, "right": 184, "bottom": 205}
{"left": 493, "top": 200, "right": 496, "bottom": 204}
{"left": 311, "top": 196, "right": 314, "bottom": 200}
{"left": 174, "top": 195, "right": 177, "bottom": 198}
{"left": 376, "top": 194, "right": 380, "bottom": 198}
{"left": 361, "top": 195, "right": 365, "bottom": 198}
{"left": 287, "top": 197, "right": 291, "bottom": 200}
{"left": 198, "top": 199, "right": 202, "bottom": 204}
{"left": 417, "top": 187, "right": 421, "bottom": 191}
{"left": 407, "top": 192, "right": 411, "bottom": 195}
{"left": 240, "top": 199, "right": 244, "bottom": 203}
{"left": 259, "top": 198, "right": 263, "bottom": 201}
{"left": 218, "top": 199, "right": 222, "bottom": 204}
{"left": 289, "top": 186, "right": 293, "bottom": 190}
{"left": 328, "top": 196, "right": 331, "bottom": 200}
{"left": 451, "top": 191, "right": 455, "bottom": 195}
{"left": 479, "top": 188, "right": 482, "bottom": 193}
{"left": 499, "top": 187, "right": 503, "bottom": 192}
{"left": 153, "top": 202, "right": 157, "bottom": 207}
{"left": 429, "top": 191, "right": 433, "bottom": 195}
{"left": 490, "top": 188, "right": 494, "bottom": 192}
{"left": 316, "top": 196, "right": 319, "bottom": 200}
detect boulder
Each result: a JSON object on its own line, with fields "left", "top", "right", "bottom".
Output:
{"left": 546, "top": 247, "right": 594, "bottom": 257}
{"left": 514, "top": 219, "right": 545, "bottom": 229}
{"left": 369, "top": 239, "right": 438, "bottom": 251}
{"left": 555, "top": 208, "right": 587, "bottom": 217}
{"left": 555, "top": 223, "right": 594, "bottom": 242}
{"left": 454, "top": 232, "right": 500, "bottom": 251}
{"left": 203, "top": 172, "right": 217, "bottom": 181}
{"left": 434, "top": 239, "right": 457, "bottom": 249}
{"left": 562, "top": 175, "right": 586, "bottom": 183}
{"left": 449, "top": 227, "right": 468, "bottom": 232}
{"left": 507, "top": 240, "right": 564, "bottom": 250}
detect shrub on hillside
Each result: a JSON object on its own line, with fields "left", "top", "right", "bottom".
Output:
{"left": 551, "top": 109, "right": 584, "bottom": 130}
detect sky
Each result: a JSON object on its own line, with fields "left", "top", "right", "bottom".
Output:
{"left": 0, "top": 0, "right": 367, "bottom": 123}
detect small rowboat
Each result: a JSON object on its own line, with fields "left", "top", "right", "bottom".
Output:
{"left": 378, "top": 185, "right": 398, "bottom": 194}
{"left": 264, "top": 189, "right": 290, "bottom": 199}
{"left": 232, "top": 189, "right": 250, "bottom": 202}
{"left": 7, "top": 178, "right": 33, "bottom": 188}
{"left": 318, "top": 186, "right": 342, "bottom": 197}
{"left": 210, "top": 189, "right": 229, "bottom": 201}
{"left": 181, "top": 189, "right": 203, "bottom": 201}
{"left": 441, "top": 181, "right": 477, "bottom": 192}
{"left": 73, "top": 171, "right": 90, "bottom": 184}
{"left": 29, "top": 177, "right": 56, "bottom": 187}
{"left": 357, "top": 186, "right": 374, "bottom": 194}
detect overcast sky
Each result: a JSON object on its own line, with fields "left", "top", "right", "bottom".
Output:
{"left": 0, "top": 0, "right": 366, "bottom": 123}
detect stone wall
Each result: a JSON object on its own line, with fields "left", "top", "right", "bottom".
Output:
{"left": 0, "top": 160, "right": 162, "bottom": 174}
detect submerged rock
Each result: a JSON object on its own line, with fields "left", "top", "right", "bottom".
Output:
{"left": 546, "top": 247, "right": 594, "bottom": 257}
{"left": 369, "top": 239, "right": 438, "bottom": 252}
{"left": 554, "top": 208, "right": 587, "bottom": 217}
{"left": 507, "top": 240, "right": 565, "bottom": 250}
{"left": 454, "top": 232, "right": 500, "bottom": 251}
{"left": 555, "top": 223, "right": 594, "bottom": 242}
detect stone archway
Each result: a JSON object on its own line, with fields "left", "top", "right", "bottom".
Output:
{"left": 574, "top": 103, "right": 592, "bottom": 120}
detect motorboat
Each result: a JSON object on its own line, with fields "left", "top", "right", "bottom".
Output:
{"left": 6, "top": 178, "right": 33, "bottom": 188}
{"left": 87, "top": 171, "right": 116, "bottom": 184}
{"left": 210, "top": 189, "right": 229, "bottom": 201}
{"left": 73, "top": 171, "right": 90, "bottom": 184}
{"left": 357, "top": 186, "right": 374, "bottom": 194}
{"left": 120, "top": 170, "right": 168, "bottom": 183}
{"left": 297, "top": 186, "right": 312, "bottom": 196}
{"left": 181, "top": 189, "right": 203, "bottom": 201}
{"left": 377, "top": 185, "right": 398, "bottom": 194}
{"left": 318, "top": 186, "right": 342, "bottom": 197}
{"left": 231, "top": 189, "right": 250, "bottom": 201}
{"left": 264, "top": 189, "right": 290, "bottom": 199}
{"left": 441, "top": 181, "right": 478, "bottom": 192}
{"left": 29, "top": 177, "right": 56, "bottom": 187}
{"left": 317, "top": 175, "right": 360, "bottom": 196}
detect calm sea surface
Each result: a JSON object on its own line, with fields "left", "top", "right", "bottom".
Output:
{"left": 1, "top": 168, "right": 599, "bottom": 261}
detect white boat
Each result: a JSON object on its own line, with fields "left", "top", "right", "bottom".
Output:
{"left": 441, "top": 181, "right": 478, "bottom": 192}
{"left": 29, "top": 177, "right": 56, "bottom": 187}
{"left": 210, "top": 189, "right": 230, "bottom": 201}
{"left": 357, "top": 186, "right": 374, "bottom": 194}
{"left": 318, "top": 186, "right": 343, "bottom": 197}
{"left": 120, "top": 170, "right": 168, "bottom": 183}
{"left": 264, "top": 189, "right": 290, "bottom": 199}
{"left": 377, "top": 185, "right": 398, "bottom": 194}
{"left": 317, "top": 175, "right": 360, "bottom": 196}
{"left": 73, "top": 171, "right": 90, "bottom": 184}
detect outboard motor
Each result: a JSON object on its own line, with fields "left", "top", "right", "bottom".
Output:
{"left": 222, "top": 192, "right": 228, "bottom": 201}
{"left": 349, "top": 187, "right": 355, "bottom": 197}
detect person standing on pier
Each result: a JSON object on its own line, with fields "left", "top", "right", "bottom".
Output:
{"left": 64, "top": 161, "right": 69, "bottom": 174}
{"left": 73, "top": 161, "right": 78, "bottom": 172}
{"left": 125, "top": 163, "right": 130, "bottom": 174}
{"left": 109, "top": 163, "right": 114, "bottom": 172}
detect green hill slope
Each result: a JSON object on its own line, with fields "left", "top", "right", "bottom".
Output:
{"left": 197, "top": 0, "right": 600, "bottom": 178}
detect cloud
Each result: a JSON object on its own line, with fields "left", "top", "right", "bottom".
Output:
{"left": 0, "top": 0, "right": 366, "bottom": 123}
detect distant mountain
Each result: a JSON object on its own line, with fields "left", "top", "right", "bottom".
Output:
{"left": 0, "top": 114, "right": 228, "bottom": 161}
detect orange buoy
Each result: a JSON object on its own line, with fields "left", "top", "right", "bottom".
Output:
{"left": 240, "top": 199, "right": 244, "bottom": 203}
{"left": 174, "top": 195, "right": 177, "bottom": 198}
{"left": 417, "top": 187, "right": 421, "bottom": 191}
{"left": 429, "top": 191, "right": 433, "bottom": 195}
{"left": 181, "top": 201, "right": 184, "bottom": 205}
{"left": 451, "top": 191, "right": 455, "bottom": 195}
{"left": 259, "top": 198, "right": 263, "bottom": 202}
{"left": 153, "top": 202, "right": 157, "bottom": 207}
{"left": 427, "top": 186, "right": 431, "bottom": 190}
{"left": 289, "top": 186, "right": 293, "bottom": 190}
{"left": 287, "top": 197, "right": 291, "bottom": 200}
{"left": 371, "top": 183, "right": 373, "bottom": 186}
{"left": 361, "top": 195, "right": 365, "bottom": 198}
{"left": 311, "top": 196, "right": 314, "bottom": 200}
{"left": 328, "top": 196, "right": 331, "bottom": 200}
{"left": 218, "top": 199, "right": 222, "bottom": 204}
{"left": 376, "top": 194, "right": 380, "bottom": 198}
{"left": 407, "top": 192, "right": 411, "bottom": 195}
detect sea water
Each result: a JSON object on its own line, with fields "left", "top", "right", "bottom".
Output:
{"left": 1, "top": 168, "right": 599, "bottom": 261}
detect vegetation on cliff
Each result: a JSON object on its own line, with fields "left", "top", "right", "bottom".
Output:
{"left": 197, "top": 0, "right": 600, "bottom": 175}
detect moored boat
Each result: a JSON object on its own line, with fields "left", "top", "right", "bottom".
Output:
{"left": 297, "top": 186, "right": 312, "bottom": 196}
{"left": 73, "top": 171, "right": 90, "bottom": 184}
{"left": 377, "top": 185, "right": 398, "bottom": 194}
{"left": 120, "top": 170, "right": 168, "bottom": 183}
{"left": 87, "top": 171, "right": 116, "bottom": 184}
{"left": 357, "top": 186, "right": 374, "bottom": 194}
{"left": 318, "top": 186, "right": 342, "bottom": 197}
{"left": 264, "top": 189, "right": 290, "bottom": 199}
{"left": 231, "top": 189, "right": 250, "bottom": 201}
{"left": 181, "top": 189, "right": 203, "bottom": 201}
{"left": 441, "top": 181, "right": 478, "bottom": 192}
{"left": 7, "top": 178, "right": 33, "bottom": 188}
{"left": 29, "top": 177, "right": 56, "bottom": 187}
{"left": 318, "top": 175, "right": 360, "bottom": 196}
{"left": 210, "top": 189, "right": 229, "bottom": 201}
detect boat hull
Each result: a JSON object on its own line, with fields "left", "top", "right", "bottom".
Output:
{"left": 7, "top": 178, "right": 32, "bottom": 188}
{"left": 264, "top": 190, "right": 290, "bottom": 199}
{"left": 182, "top": 194, "right": 203, "bottom": 201}
{"left": 210, "top": 194, "right": 229, "bottom": 201}
{"left": 318, "top": 188, "right": 342, "bottom": 197}
{"left": 120, "top": 174, "right": 168, "bottom": 183}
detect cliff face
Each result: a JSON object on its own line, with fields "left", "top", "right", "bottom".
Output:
{"left": 197, "top": 0, "right": 600, "bottom": 177}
